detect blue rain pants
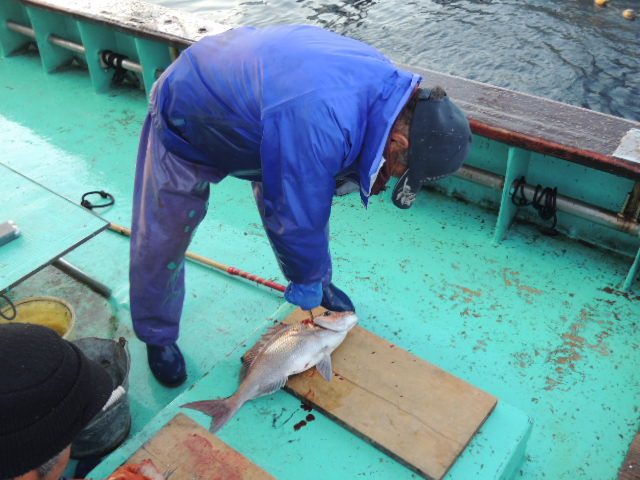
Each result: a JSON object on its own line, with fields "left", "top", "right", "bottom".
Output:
{"left": 130, "top": 112, "right": 216, "bottom": 346}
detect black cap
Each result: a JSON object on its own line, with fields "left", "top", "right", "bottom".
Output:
{"left": 0, "top": 323, "right": 113, "bottom": 478}
{"left": 391, "top": 86, "right": 472, "bottom": 209}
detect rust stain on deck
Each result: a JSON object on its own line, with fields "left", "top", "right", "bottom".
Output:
{"left": 544, "top": 308, "right": 616, "bottom": 390}
{"left": 503, "top": 268, "right": 514, "bottom": 286}
{"left": 450, "top": 284, "right": 483, "bottom": 297}
{"left": 502, "top": 269, "right": 544, "bottom": 301}
{"left": 518, "top": 284, "right": 543, "bottom": 295}
{"left": 545, "top": 376, "right": 562, "bottom": 391}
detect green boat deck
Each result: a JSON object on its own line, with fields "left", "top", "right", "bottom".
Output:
{"left": 0, "top": 15, "right": 639, "bottom": 480}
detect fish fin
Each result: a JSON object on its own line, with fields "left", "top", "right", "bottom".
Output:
{"left": 315, "top": 355, "right": 333, "bottom": 382}
{"left": 247, "top": 376, "right": 288, "bottom": 400}
{"left": 241, "top": 323, "right": 291, "bottom": 371}
{"left": 181, "top": 397, "right": 242, "bottom": 433}
{"left": 259, "top": 376, "right": 288, "bottom": 396}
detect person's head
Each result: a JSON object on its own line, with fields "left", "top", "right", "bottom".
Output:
{"left": 0, "top": 323, "right": 113, "bottom": 480}
{"left": 379, "top": 85, "right": 472, "bottom": 208}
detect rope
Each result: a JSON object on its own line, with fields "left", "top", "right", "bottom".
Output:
{"left": 0, "top": 294, "right": 17, "bottom": 320}
{"left": 101, "top": 50, "right": 128, "bottom": 70}
{"left": 100, "top": 50, "right": 140, "bottom": 88}
{"left": 81, "top": 190, "right": 114, "bottom": 210}
{"left": 511, "top": 176, "right": 558, "bottom": 235}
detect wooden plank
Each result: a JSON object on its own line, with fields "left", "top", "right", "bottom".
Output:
{"left": 125, "top": 413, "right": 276, "bottom": 480}
{"left": 403, "top": 64, "right": 640, "bottom": 179}
{"left": 284, "top": 308, "right": 497, "bottom": 480}
{"left": 619, "top": 430, "right": 640, "bottom": 480}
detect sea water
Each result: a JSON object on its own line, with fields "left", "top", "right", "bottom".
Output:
{"left": 151, "top": 0, "right": 639, "bottom": 121}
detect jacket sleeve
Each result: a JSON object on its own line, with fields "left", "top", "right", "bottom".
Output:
{"left": 259, "top": 98, "right": 349, "bottom": 285}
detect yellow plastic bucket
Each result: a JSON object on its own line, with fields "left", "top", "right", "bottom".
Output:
{"left": 0, "top": 296, "right": 75, "bottom": 338}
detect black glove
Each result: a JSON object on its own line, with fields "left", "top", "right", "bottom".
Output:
{"left": 320, "top": 283, "right": 355, "bottom": 312}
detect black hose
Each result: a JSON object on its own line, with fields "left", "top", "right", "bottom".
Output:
{"left": 0, "top": 294, "right": 17, "bottom": 320}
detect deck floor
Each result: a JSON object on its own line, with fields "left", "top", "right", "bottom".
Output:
{"left": 1, "top": 51, "right": 639, "bottom": 480}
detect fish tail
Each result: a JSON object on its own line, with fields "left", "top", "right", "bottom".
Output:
{"left": 181, "top": 396, "right": 242, "bottom": 433}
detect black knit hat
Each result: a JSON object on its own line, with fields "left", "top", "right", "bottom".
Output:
{"left": 0, "top": 323, "right": 113, "bottom": 478}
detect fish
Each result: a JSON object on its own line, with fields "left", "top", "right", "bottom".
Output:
{"left": 182, "top": 310, "right": 358, "bottom": 432}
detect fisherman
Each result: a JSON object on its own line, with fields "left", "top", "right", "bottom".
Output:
{"left": 0, "top": 322, "right": 164, "bottom": 480}
{"left": 130, "top": 24, "right": 472, "bottom": 387}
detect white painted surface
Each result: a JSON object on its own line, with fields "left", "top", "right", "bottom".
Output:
{"left": 613, "top": 128, "right": 640, "bottom": 164}
{"left": 25, "top": 0, "right": 231, "bottom": 43}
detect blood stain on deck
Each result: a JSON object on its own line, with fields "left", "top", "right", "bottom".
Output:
{"left": 293, "top": 420, "right": 307, "bottom": 431}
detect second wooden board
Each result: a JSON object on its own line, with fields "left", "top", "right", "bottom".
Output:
{"left": 125, "top": 413, "right": 276, "bottom": 480}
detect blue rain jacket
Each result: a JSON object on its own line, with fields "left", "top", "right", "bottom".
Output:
{"left": 153, "top": 25, "right": 420, "bottom": 285}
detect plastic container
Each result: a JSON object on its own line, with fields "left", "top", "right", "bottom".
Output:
{"left": 70, "top": 337, "right": 132, "bottom": 459}
{"left": 0, "top": 296, "right": 75, "bottom": 338}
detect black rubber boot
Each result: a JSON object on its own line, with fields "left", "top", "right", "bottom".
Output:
{"left": 146, "top": 343, "right": 187, "bottom": 387}
{"left": 320, "top": 283, "right": 355, "bottom": 312}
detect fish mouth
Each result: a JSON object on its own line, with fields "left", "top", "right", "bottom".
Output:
{"left": 314, "top": 311, "right": 358, "bottom": 332}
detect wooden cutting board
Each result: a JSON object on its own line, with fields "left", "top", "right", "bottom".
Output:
{"left": 125, "top": 413, "right": 276, "bottom": 480}
{"left": 284, "top": 308, "right": 497, "bottom": 480}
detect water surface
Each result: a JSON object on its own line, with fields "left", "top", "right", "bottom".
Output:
{"left": 149, "top": 0, "right": 640, "bottom": 121}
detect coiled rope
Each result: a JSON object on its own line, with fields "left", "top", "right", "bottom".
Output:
{"left": 100, "top": 50, "right": 140, "bottom": 88}
{"left": 511, "top": 176, "right": 558, "bottom": 235}
{"left": 81, "top": 190, "right": 115, "bottom": 210}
